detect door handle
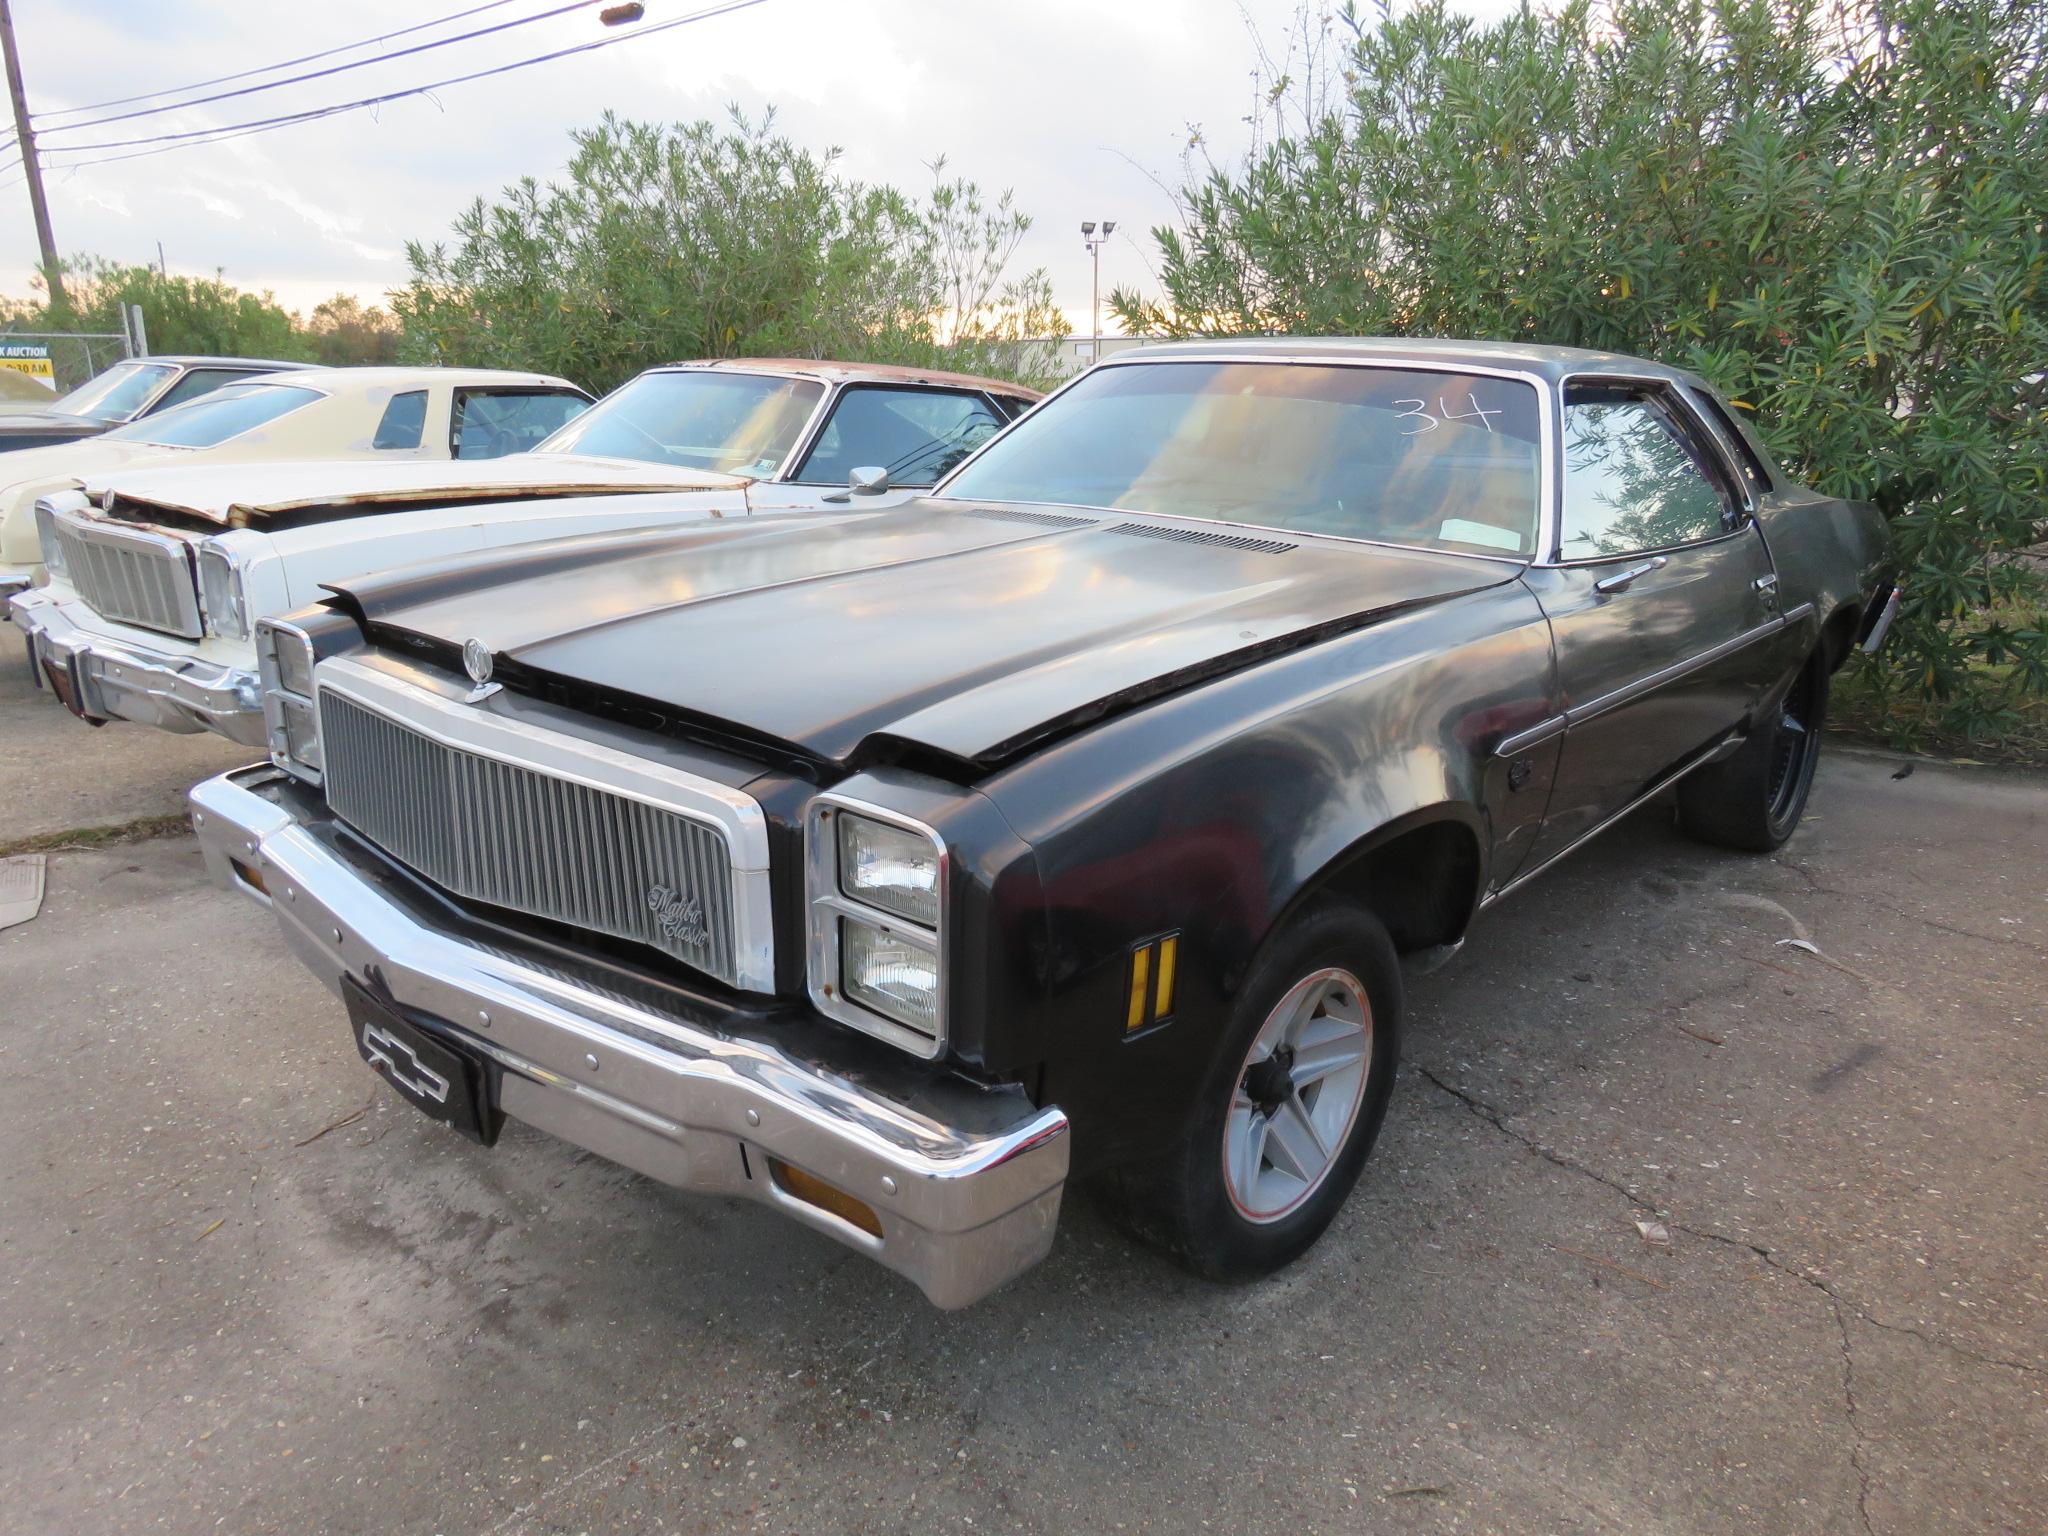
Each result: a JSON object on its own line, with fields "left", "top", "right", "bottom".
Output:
{"left": 1753, "top": 573, "right": 1779, "bottom": 593}
{"left": 1593, "top": 555, "right": 1669, "bottom": 595}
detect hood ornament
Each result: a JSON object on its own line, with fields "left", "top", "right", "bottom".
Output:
{"left": 462, "top": 638, "right": 501, "bottom": 704}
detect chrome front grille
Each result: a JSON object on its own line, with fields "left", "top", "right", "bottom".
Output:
{"left": 46, "top": 507, "right": 204, "bottom": 638}
{"left": 320, "top": 688, "right": 743, "bottom": 987}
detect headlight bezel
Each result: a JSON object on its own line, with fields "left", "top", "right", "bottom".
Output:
{"left": 255, "top": 618, "right": 322, "bottom": 784}
{"left": 33, "top": 500, "right": 69, "bottom": 581}
{"left": 197, "top": 538, "right": 250, "bottom": 639}
{"left": 805, "top": 797, "right": 948, "bottom": 1058}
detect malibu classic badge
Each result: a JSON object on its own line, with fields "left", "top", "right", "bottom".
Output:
{"left": 647, "top": 884, "right": 710, "bottom": 948}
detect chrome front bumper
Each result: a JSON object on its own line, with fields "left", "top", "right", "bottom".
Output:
{"left": 189, "top": 767, "right": 1070, "bottom": 1308}
{"left": 11, "top": 589, "right": 266, "bottom": 747}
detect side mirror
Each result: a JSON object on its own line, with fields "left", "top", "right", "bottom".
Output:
{"left": 848, "top": 466, "right": 891, "bottom": 496}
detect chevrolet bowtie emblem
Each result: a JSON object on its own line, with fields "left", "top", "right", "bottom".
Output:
{"left": 361, "top": 1022, "right": 451, "bottom": 1104}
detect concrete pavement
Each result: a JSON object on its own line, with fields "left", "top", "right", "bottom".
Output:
{"left": 0, "top": 737, "right": 2041, "bottom": 1533}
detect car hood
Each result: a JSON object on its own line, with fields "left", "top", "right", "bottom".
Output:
{"left": 333, "top": 501, "right": 1513, "bottom": 773}
{"left": 87, "top": 452, "right": 748, "bottom": 528}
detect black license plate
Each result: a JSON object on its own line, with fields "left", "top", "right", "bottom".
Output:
{"left": 343, "top": 977, "right": 499, "bottom": 1145}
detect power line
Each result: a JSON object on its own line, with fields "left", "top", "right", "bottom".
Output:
{"left": 34, "top": 0, "right": 529, "bottom": 120}
{"left": 40, "top": 0, "right": 769, "bottom": 165}
{"left": 39, "top": 0, "right": 615, "bottom": 137}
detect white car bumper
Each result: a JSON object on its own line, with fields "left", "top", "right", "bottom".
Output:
{"left": 10, "top": 588, "right": 267, "bottom": 747}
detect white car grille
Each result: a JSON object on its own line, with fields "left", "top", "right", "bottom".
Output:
{"left": 48, "top": 510, "right": 203, "bottom": 639}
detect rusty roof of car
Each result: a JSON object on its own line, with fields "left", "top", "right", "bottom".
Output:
{"left": 659, "top": 357, "right": 1043, "bottom": 397}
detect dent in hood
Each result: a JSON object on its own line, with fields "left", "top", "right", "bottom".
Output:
{"left": 333, "top": 502, "right": 1514, "bottom": 774}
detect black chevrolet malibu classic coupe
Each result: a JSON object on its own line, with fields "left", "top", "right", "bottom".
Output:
{"left": 189, "top": 339, "right": 1897, "bottom": 1306}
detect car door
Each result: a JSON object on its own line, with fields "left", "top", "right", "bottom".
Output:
{"left": 1517, "top": 377, "right": 1785, "bottom": 865}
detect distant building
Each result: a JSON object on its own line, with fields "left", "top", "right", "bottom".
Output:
{"left": 1017, "top": 334, "right": 1152, "bottom": 379}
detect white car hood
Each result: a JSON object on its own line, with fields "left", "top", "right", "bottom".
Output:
{"left": 82, "top": 453, "right": 749, "bottom": 528}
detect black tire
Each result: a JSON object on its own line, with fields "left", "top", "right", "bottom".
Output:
{"left": 1099, "top": 902, "right": 1402, "bottom": 1282}
{"left": 1676, "top": 648, "right": 1829, "bottom": 852}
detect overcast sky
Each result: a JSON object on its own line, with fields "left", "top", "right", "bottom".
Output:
{"left": 2, "top": 0, "right": 1512, "bottom": 335}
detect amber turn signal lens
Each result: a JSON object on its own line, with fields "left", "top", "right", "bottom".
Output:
{"left": 229, "top": 858, "right": 268, "bottom": 896}
{"left": 768, "top": 1158, "right": 884, "bottom": 1239}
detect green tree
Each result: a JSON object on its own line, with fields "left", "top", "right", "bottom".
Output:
{"left": 1113, "top": 0, "right": 2048, "bottom": 740}
{"left": 393, "top": 109, "right": 1067, "bottom": 395}
{"left": 303, "top": 294, "right": 403, "bottom": 367}
{"left": 1, "top": 256, "right": 311, "bottom": 373}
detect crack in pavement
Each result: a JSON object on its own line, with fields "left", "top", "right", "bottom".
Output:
{"left": 1412, "top": 1065, "right": 2043, "bottom": 1379}
{"left": 1831, "top": 1296, "right": 1878, "bottom": 1536}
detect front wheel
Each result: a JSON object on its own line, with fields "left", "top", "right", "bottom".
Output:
{"left": 1676, "top": 648, "right": 1828, "bottom": 851}
{"left": 1099, "top": 903, "right": 1402, "bottom": 1281}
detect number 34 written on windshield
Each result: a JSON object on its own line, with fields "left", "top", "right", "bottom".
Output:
{"left": 1394, "top": 397, "right": 1503, "bottom": 435}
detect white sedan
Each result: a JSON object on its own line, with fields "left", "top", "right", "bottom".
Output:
{"left": 0, "top": 366, "right": 592, "bottom": 597}
{"left": 10, "top": 358, "right": 1038, "bottom": 747}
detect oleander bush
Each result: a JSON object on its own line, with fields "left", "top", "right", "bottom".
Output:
{"left": 1113, "top": 0, "right": 2048, "bottom": 744}
{"left": 394, "top": 109, "right": 1068, "bottom": 397}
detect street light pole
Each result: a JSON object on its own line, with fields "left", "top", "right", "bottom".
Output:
{"left": 1080, "top": 219, "right": 1115, "bottom": 366}
{"left": 0, "top": 0, "right": 63, "bottom": 307}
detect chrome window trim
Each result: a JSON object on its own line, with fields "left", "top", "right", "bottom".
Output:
{"left": 786, "top": 381, "right": 1013, "bottom": 490}
{"left": 804, "top": 793, "right": 948, "bottom": 1060}
{"left": 1544, "top": 371, "right": 1756, "bottom": 565}
{"left": 929, "top": 356, "right": 1560, "bottom": 568}
{"left": 313, "top": 656, "right": 776, "bottom": 994}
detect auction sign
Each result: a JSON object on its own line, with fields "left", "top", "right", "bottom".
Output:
{"left": 0, "top": 342, "right": 56, "bottom": 391}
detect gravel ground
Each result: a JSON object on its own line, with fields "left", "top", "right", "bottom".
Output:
{"left": 0, "top": 658, "right": 2042, "bottom": 1534}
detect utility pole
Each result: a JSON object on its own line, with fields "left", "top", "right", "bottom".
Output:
{"left": 1080, "top": 220, "right": 1116, "bottom": 366}
{"left": 0, "top": 0, "right": 62, "bottom": 306}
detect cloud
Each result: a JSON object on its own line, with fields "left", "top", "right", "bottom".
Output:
{"left": 3, "top": 0, "right": 1517, "bottom": 324}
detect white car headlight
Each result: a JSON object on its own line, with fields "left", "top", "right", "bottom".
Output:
{"left": 839, "top": 918, "right": 941, "bottom": 1035}
{"left": 197, "top": 540, "right": 249, "bottom": 639}
{"left": 33, "top": 502, "right": 68, "bottom": 580}
{"left": 836, "top": 812, "right": 941, "bottom": 926}
{"left": 807, "top": 802, "right": 946, "bottom": 1056}
{"left": 255, "top": 619, "right": 322, "bottom": 783}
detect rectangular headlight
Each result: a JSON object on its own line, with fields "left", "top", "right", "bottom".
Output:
{"left": 837, "top": 813, "right": 940, "bottom": 927}
{"left": 840, "top": 917, "right": 940, "bottom": 1035}
{"left": 257, "top": 619, "right": 315, "bottom": 698}
{"left": 197, "top": 542, "right": 248, "bottom": 639}
{"left": 34, "top": 503, "right": 67, "bottom": 580}
{"left": 274, "top": 692, "right": 322, "bottom": 771}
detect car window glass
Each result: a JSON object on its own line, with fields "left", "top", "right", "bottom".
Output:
{"left": 942, "top": 361, "right": 1544, "bottom": 558}
{"left": 371, "top": 390, "right": 428, "bottom": 450}
{"left": 1558, "top": 389, "right": 1735, "bottom": 559}
{"left": 105, "top": 384, "right": 323, "bottom": 447}
{"left": 153, "top": 367, "right": 250, "bottom": 412}
{"left": 47, "top": 361, "right": 177, "bottom": 420}
{"left": 798, "top": 388, "right": 1005, "bottom": 487}
{"left": 537, "top": 371, "right": 817, "bottom": 475}
{"left": 452, "top": 389, "right": 590, "bottom": 459}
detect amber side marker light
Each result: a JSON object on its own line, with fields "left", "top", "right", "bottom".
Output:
{"left": 1126, "top": 933, "right": 1179, "bottom": 1032}
{"left": 229, "top": 858, "right": 268, "bottom": 897}
{"left": 768, "top": 1158, "right": 885, "bottom": 1239}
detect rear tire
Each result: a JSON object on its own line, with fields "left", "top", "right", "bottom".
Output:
{"left": 1676, "top": 649, "right": 1828, "bottom": 852}
{"left": 1099, "top": 903, "right": 1402, "bottom": 1282}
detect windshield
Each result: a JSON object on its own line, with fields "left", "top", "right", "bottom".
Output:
{"left": 105, "top": 383, "right": 323, "bottom": 447}
{"left": 942, "top": 360, "right": 1545, "bottom": 558}
{"left": 49, "top": 361, "right": 178, "bottom": 421}
{"left": 537, "top": 370, "right": 823, "bottom": 476}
